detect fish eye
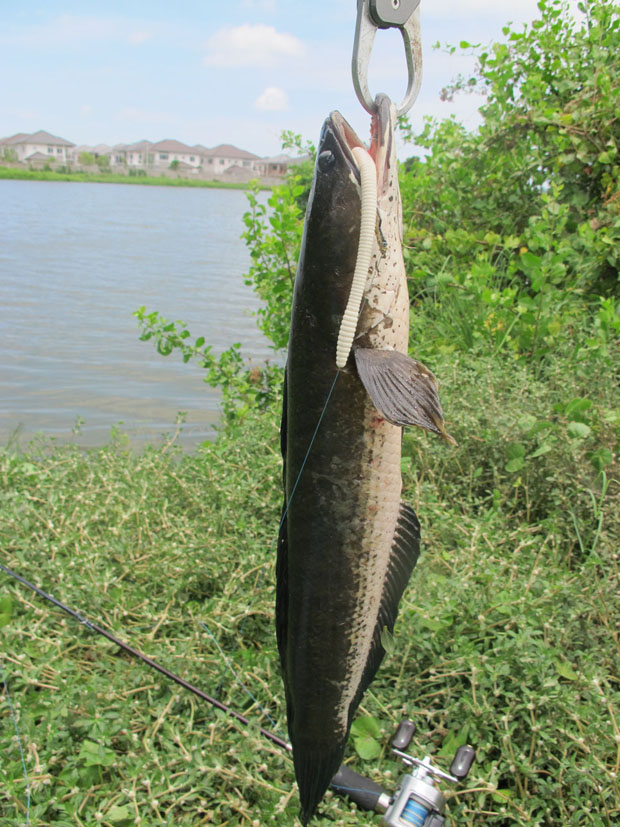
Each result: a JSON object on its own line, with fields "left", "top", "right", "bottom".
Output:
{"left": 318, "top": 150, "right": 335, "bottom": 172}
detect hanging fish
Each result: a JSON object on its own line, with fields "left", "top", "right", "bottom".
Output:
{"left": 277, "top": 94, "right": 454, "bottom": 824}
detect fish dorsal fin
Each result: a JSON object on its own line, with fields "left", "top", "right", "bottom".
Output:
{"left": 354, "top": 348, "right": 456, "bottom": 444}
{"left": 350, "top": 501, "right": 421, "bottom": 715}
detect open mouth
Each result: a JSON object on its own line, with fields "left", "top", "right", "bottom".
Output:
{"left": 328, "top": 99, "right": 392, "bottom": 192}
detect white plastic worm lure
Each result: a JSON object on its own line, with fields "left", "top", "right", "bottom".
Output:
{"left": 335, "top": 145, "right": 377, "bottom": 369}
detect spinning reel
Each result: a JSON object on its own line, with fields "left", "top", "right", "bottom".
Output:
{"left": 331, "top": 720, "right": 476, "bottom": 825}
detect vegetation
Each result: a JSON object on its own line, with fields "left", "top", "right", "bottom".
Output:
{"left": 1, "top": 1, "right": 619, "bottom": 825}
{"left": 2, "top": 147, "right": 19, "bottom": 163}
{"left": 78, "top": 151, "right": 96, "bottom": 166}
{"left": 0, "top": 166, "right": 261, "bottom": 190}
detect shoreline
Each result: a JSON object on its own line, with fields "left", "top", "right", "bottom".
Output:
{"left": 0, "top": 165, "right": 272, "bottom": 190}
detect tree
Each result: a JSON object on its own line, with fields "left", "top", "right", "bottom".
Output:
{"left": 1, "top": 147, "right": 18, "bottom": 163}
{"left": 78, "top": 151, "right": 95, "bottom": 166}
{"left": 398, "top": 0, "right": 619, "bottom": 360}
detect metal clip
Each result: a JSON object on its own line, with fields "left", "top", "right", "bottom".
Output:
{"left": 352, "top": 0, "right": 423, "bottom": 117}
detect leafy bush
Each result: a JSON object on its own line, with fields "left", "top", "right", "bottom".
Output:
{"left": 134, "top": 306, "right": 283, "bottom": 423}
{"left": 400, "top": 0, "right": 620, "bottom": 362}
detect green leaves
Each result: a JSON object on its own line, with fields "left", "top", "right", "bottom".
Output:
{"left": 133, "top": 307, "right": 283, "bottom": 423}
{"left": 505, "top": 443, "right": 525, "bottom": 473}
{"left": 78, "top": 739, "right": 117, "bottom": 768}
{"left": 400, "top": 0, "right": 619, "bottom": 364}
{"left": 351, "top": 716, "right": 382, "bottom": 760}
{"left": 0, "top": 596, "right": 12, "bottom": 628}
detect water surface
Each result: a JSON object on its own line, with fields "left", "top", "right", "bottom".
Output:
{"left": 0, "top": 179, "right": 273, "bottom": 449}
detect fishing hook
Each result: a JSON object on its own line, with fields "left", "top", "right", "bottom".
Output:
{"left": 352, "top": 0, "right": 423, "bottom": 117}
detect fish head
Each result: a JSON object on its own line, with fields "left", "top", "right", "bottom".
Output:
{"left": 292, "top": 112, "right": 369, "bottom": 350}
{"left": 291, "top": 101, "right": 400, "bottom": 360}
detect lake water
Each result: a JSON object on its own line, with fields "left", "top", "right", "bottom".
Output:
{"left": 0, "top": 179, "right": 275, "bottom": 449}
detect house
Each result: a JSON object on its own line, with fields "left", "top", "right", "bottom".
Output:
{"left": 150, "top": 139, "right": 204, "bottom": 170}
{"left": 0, "top": 130, "right": 75, "bottom": 164}
{"left": 204, "top": 144, "right": 260, "bottom": 175}
{"left": 1, "top": 127, "right": 292, "bottom": 181}
{"left": 123, "top": 140, "right": 154, "bottom": 168}
{"left": 254, "top": 154, "right": 303, "bottom": 178}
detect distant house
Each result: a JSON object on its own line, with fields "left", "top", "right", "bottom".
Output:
{"left": 204, "top": 144, "right": 260, "bottom": 174}
{"left": 0, "top": 130, "right": 75, "bottom": 164}
{"left": 1, "top": 127, "right": 293, "bottom": 181}
{"left": 150, "top": 139, "right": 204, "bottom": 170}
{"left": 123, "top": 140, "right": 154, "bottom": 168}
{"left": 254, "top": 154, "right": 305, "bottom": 178}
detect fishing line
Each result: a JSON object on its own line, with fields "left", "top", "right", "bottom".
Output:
{"left": 199, "top": 620, "right": 284, "bottom": 737}
{"left": 1, "top": 659, "right": 31, "bottom": 826}
{"left": 279, "top": 368, "right": 341, "bottom": 529}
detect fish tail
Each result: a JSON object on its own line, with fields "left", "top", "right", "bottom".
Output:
{"left": 294, "top": 740, "right": 347, "bottom": 824}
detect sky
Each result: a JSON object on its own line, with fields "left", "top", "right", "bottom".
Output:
{"left": 1, "top": 0, "right": 550, "bottom": 159}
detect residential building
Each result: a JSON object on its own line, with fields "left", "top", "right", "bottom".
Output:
{"left": 254, "top": 154, "right": 306, "bottom": 177}
{"left": 150, "top": 139, "right": 204, "bottom": 170}
{"left": 123, "top": 140, "right": 154, "bottom": 168}
{"left": 203, "top": 144, "right": 259, "bottom": 174}
{"left": 0, "top": 130, "right": 75, "bottom": 164}
{"left": 1, "top": 128, "right": 295, "bottom": 180}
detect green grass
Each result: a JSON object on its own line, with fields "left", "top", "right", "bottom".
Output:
{"left": 1, "top": 346, "right": 619, "bottom": 825}
{"left": 0, "top": 166, "right": 268, "bottom": 190}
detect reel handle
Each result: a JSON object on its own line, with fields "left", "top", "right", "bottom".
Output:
{"left": 450, "top": 745, "right": 476, "bottom": 781}
{"left": 330, "top": 765, "right": 390, "bottom": 813}
{"left": 391, "top": 719, "right": 417, "bottom": 750}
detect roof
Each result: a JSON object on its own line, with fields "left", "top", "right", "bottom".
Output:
{"left": 0, "top": 132, "right": 31, "bottom": 145}
{"left": 260, "top": 154, "right": 293, "bottom": 164}
{"left": 206, "top": 144, "right": 259, "bottom": 160}
{"left": 25, "top": 151, "right": 52, "bottom": 161}
{"left": 4, "top": 130, "right": 75, "bottom": 147}
{"left": 124, "top": 140, "right": 153, "bottom": 151}
{"left": 152, "top": 139, "right": 196, "bottom": 153}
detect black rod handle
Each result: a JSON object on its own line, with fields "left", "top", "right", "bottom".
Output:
{"left": 330, "top": 765, "right": 388, "bottom": 813}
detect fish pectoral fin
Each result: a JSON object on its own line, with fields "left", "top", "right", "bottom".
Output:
{"left": 354, "top": 347, "right": 457, "bottom": 444}
{"left": 352, "top": 502, "right": 421, "bottom": 711}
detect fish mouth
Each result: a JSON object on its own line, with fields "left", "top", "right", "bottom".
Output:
{"left": 325, "top": 111, "right": 366, "bottom": 184}
{"left": 327, "top": 98, "right": 394, "bottom": 194}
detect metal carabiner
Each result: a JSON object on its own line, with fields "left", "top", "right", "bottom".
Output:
{"left": 352, "top": 0, "right": 423, "bottom": 117}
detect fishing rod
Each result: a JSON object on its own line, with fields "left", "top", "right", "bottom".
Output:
{"left": 0, "top": 562, "right": 289, "bottom": 752}
{"left": 1, "top": 562, "right": 475, "bottom": 825}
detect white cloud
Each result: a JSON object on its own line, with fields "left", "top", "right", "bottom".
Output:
{"left": 254, "top": 86, "right": 289, "bottom": 111}
{"left": 203, "top": 23, "right": 305, "bottom": 68}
